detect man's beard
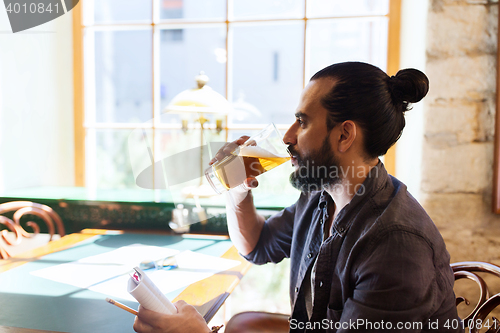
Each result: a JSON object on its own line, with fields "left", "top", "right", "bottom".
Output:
{"left": 288, "top": 136, "right": 341, "bottom": 192}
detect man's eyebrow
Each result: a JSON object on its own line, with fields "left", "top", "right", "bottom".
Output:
{"left": 295, "top": 112, "right": 308, "bottom": 119}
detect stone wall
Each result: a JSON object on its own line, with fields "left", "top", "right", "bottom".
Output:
{"left": 422, "top": 0, "right": 500, "bottom": 263}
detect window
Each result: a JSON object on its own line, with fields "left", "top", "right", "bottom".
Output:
{"left": 73, "top": 0, "right": 400, "bottom": 193}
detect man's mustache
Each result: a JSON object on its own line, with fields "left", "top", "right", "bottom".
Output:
{"left": 287, "top": 146, "right": 302, "bottom": 164}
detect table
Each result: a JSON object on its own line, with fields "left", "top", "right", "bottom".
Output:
{"left": 0, "top": 229, "right": 251, "bottom": 333}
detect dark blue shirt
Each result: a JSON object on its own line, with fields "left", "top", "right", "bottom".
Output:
{"left": 244, "top": 162, "right": 462, "bottom": 332}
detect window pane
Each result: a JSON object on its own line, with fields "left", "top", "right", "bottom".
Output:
{"left": 95, "top": 129, "right": 140, "bottom": 189}
{"left": 307, "top": 18, "right": 388, "bottom": 78}
{"left": 159, "top": 26, "right": 226, "bottom": 120}
{"left": 93, "top": 0, "right": 152, "bottom": 23}
{"left": 94, "top": 30, "right": 152, "bottom": 123}
{"left": 307, "top": 0, "right": 389, "bottom": 18}
{"left": 232, "top": 0, "right": 304, "bottom": 20}
{"left": 231, "top": 22, "right": 303, "bottom": 125}
{"left": 157, "top": 128, "right": 226, "bottom": 160}
{"left": 159, "top": 0, "right": 226, "bottom": 21}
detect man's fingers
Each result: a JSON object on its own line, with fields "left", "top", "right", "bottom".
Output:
{"left": 213, "top": 143, "right": 237, "bottom": 162}
{"left": 133, "top": 316, "right": 154, "bottom": 333}
{"left": 235, "top": 136, "right": 250, "bottom": 145}
{"left": 134, "top": 302, "right": 208, "bottom": 333}
{"left": 222, "top": 146, "right": 235, "bottom": 154}
{"left": 174, "top": 300, "right": 188, "bottom": 310}
{"left": 209, "top": 136, "right": 251, "bottom": 166}
{"left": 246, "top": 139, "right": 257, "bottom": 146}
{"left": 137, "top": 306, "right": 173, "bottom": 324}
{"left": 243, "top": 177, "right": 259, "bottom": 189}
{"left": 175, "top": 300, "right": 198, "bottom": 315}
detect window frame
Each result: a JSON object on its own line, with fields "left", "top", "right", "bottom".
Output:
{"left": 72, "top": 0, "right": 401, "bottom": 188}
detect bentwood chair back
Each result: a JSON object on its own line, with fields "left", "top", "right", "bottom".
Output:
{"left": 0, "top": 201, "right": 65, "bottom": 259}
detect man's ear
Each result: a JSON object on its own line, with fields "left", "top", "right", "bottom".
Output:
{"left": 337, "top": 120, "right": 357, "bottom": 153}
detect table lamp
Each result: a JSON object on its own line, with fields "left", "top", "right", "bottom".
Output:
{"left": 163, "top": 72, "right": 232, "bottom": 231}
{"left": 164, "top": 72, "right": 231, "bottom": 134}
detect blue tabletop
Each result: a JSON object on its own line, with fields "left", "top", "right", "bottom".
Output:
{"left": 0, "top": 233, "right": 234, "bottom": 333}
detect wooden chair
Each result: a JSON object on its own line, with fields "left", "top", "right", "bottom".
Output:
{"left": 225, "top": 311, "right": 289, "bottom": 333}
{"left": 452, "top": 261, "right": 500, "bottom": 333}
{"left": 0, "top": 201, "right": 65, "bottom": 259}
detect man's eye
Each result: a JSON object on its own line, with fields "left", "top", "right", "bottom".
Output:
{"left": 297, "top": 118, "right": 304, "bottom": 125}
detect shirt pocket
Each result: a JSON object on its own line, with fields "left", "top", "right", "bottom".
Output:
{"left": 326, "top": 305, "right": 343, "bottom": 322}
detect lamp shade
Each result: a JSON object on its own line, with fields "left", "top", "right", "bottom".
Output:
{"left": 163, "top": 72, "right": 232, "bottom": 115}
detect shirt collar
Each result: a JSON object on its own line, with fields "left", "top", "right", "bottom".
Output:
{"left": 318, "top": 191, "right": 330, "bottom": 208}
{"left": 316, "top": 160, "right": 389, "bottom": 235}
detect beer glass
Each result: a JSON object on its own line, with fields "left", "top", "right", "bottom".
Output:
{"left": 205, "top": 123, "right": 290, "bottom": 194}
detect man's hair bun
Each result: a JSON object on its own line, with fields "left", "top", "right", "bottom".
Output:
{"left": 388, "top": 68, "right": 429, "bottom": 109}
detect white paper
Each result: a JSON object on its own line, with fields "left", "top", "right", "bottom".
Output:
{"left": 128, "top": 267, "right": 176, "bottom": 314}
{"left": 31, "top": 244, "right": 179, "bottom": 288}
{"left": 30, "top": 246, "right": 241, "bottom": 303}
{"left": 89, "top": 250, "right": 240, "bottom": 301}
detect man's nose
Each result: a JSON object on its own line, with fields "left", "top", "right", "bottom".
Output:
{"left": 283, "top": 123, "right": 297, "bottom": 145}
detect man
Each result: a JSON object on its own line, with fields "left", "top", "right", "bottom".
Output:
{"left": 134, "top": 62, "right": 462, "bottom": 333}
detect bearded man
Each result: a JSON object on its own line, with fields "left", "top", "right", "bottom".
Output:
{"left": 133, "top": 62, "right": 463, "bottom": 333}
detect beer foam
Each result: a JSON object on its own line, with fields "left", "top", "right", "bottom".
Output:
{"left": 238, "top": 145, "right": 288, "bottom": 158}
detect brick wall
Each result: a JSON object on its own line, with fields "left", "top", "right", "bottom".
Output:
{"left": 422, "top": 0, "right": 500, "bottom": 263}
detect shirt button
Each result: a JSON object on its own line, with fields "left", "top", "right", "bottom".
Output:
{"left": 319, "top": 218, "right": 323, "bottom": 225}
{"left": 307, "top": 253, "right": 313, "bottom": 259}
{"left": 295, "top": 287, "right": 299, "bottom": 293}
{"left": 319, "top": 281, "right": 323, "bottom": 287}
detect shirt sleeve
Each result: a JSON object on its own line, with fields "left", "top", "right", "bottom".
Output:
{"left": 335, "top": 229, "right": 459, "bottom": 332}
{"left": 242, "top": 200, "right": 297, "bottom": 265}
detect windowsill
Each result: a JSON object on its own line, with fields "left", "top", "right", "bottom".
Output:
{"left": 0, "top": 186, "right": 299, "bottom": 210}
{"left": 0, "top": 186, "right": 299, "bottom": 234}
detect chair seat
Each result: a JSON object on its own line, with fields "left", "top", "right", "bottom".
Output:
{"left": 1, "top": 232, "right": 61, "bottom": 257}
{"left": 225, "top": 311, "right": 289, "bottom": 333}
